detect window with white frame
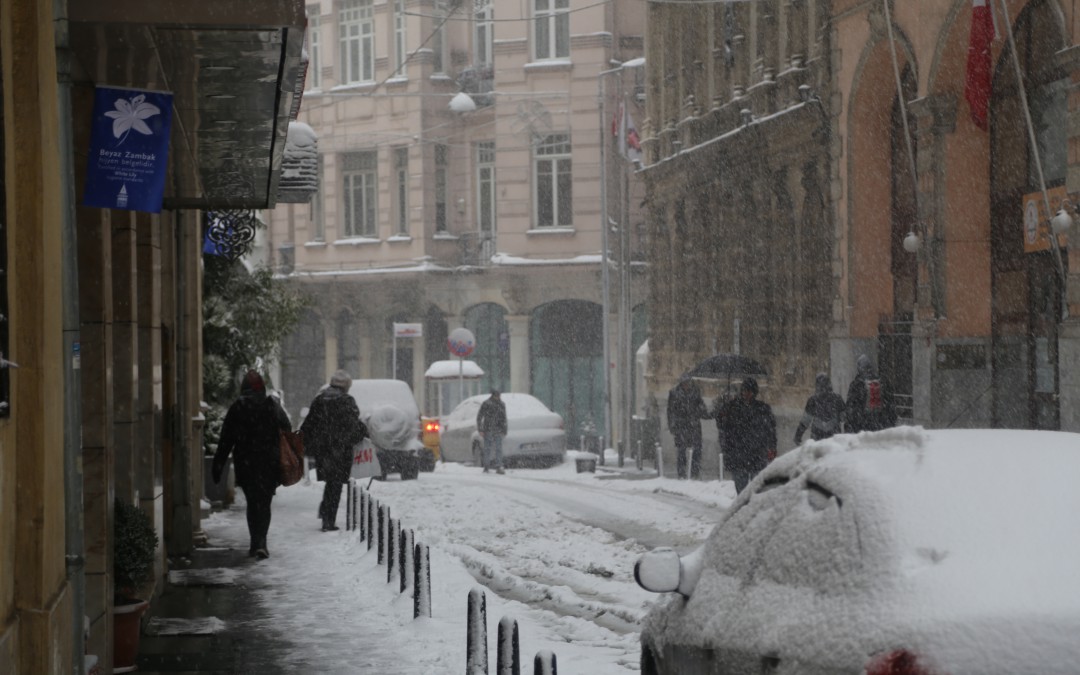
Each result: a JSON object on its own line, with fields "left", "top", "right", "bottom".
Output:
{"left": 534, "top": 0, "right": 569, "bottom": 60}
{"left": 534, "top": 134, "right": 572, "bottom": 228}
{"left": 340, "top": 0, "right": 374, "bottom": 84}
{"left": 342, "top": 151, "right": 377, "bottom": 237}
{"left": 310, "top": 155, "right": 324, "bottom": 241}
{"left": 435, "top": 143, "right": 447, "bottom": 232}
{"left": 394, "top": 147, "right": 409, "bottom": 235}
{"left": 307, "top": 5, "right": 322, "bottom": 89}
{"left": 393, "top": 0, "right": 407, "bottom": 76}
{"left": 477, "top": 141, "right": 496, "bottom": 235}
{"left": 474, "top": 0, "right": 494, "bottom": 66}
{"left": 432, "top": 0, "right": 447, "bottom": 74}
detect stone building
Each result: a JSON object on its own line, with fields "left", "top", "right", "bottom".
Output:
{"left": 642, "top": 0, "right": 1080, "bottom": 460}
{"left": 641, "top": 0, "right": 835, "bottom": 460}
{"left": 268, "top": 0, "right": 647, "bottom": 447}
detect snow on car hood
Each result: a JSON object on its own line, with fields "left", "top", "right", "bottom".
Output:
{"left": 642, "top": 426, "right": 1080, "bottom": 673}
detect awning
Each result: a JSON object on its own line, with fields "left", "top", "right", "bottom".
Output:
{"left": 70, "top": 1, "right": 308, "bottom": 210}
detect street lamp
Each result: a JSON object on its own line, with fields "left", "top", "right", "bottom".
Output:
{"left": 903, "top": 231, "right": 920, "bottom": 253}
{"left": 597, "top": 57, "right": 645, "bottom": 467}
{"left": 1052, "top": 199, "right": 1075, "bottom": 235}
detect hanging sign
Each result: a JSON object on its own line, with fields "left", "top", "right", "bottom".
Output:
{"left": 1022, "top": 187, "right": 1069, "bottom": 254}
{"left": 83, "top": 86, "right": 173, "bottom": 214}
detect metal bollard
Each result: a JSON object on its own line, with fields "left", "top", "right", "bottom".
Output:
{"left": 497, "top": 616, "right": 520, "bottom": 675}
{"left": 467, "top": 587, "right": 488, "bottom": 674}
{"left": 346, "top": 479, "right": 353, "bottom": 531}
{"left": 378, "top": 504, "right": 390, "bottom": 564}
{"left": 598, "top": 435, "right": 605, "bottom": 466}
{"left": 352, "top": 481, "right": 359, "bottom": 530}
{"left": 368, "top": 499, "right": 375, "bottom": 550}
{"left": 399, "top": 528, "right": 414, "bottom": 593}
{"left": 387, "top": 518, "right": 400, "bottom": 583}
{"left": 359, "top": 489, "right": 367, "bottom": 541}
{"left": 637, "top": 440, "right": 643, "bottom": 471}
{"left": 655, "top": 441, "right": 664, "bottom": 477}
{"left": 617, "top": 439, "right": 625, "bottom": 468}
{"left": 413, "top": 542, "right": 431, "bottom": 619}
{"left": 533, "top": 650, "right": 557, "bottom": 675}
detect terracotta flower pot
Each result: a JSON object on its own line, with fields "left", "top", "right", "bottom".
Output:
{"left": 112, "top": 598, "right": 149, "bottom": 673}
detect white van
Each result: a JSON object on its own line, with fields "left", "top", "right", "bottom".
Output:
{"left": 347, "top": 379, "right": 430, "bottom": 480}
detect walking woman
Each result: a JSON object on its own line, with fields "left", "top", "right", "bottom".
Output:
{"left": 212, "top": 370, "right": 292, "bottom": 559}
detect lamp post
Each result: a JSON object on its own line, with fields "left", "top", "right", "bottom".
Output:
{"left": 597, "top": 57, "right": 644, "bottom": 463}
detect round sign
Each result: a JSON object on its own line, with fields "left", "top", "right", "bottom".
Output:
{"left": 447, "top": 327, "right": 476, "bottom": 358}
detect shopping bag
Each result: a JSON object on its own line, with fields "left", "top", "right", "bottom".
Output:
{"left": 279, "top": 429, "right": 305, "bottom": 486}
{"left": 350, "top": 440, "right": 382, "bottom": 479}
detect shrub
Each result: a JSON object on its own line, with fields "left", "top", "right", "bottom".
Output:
{"left": 114, "top": 498, "right": 158, "bottom": 599}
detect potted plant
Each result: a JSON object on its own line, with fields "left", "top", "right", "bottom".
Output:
{"left": 113, "top": 497, "right": 158, "bottom": 673}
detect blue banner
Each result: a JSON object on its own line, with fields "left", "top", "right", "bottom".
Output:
{"left": 83, "top": 86, "right": 173, "bottom": 214}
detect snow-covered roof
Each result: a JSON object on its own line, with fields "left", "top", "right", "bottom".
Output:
{"left": 278, "top": 120, "right": 319, "bottom": 202}
{"left": 425, "top": 360, "right": 484, "bottom": 380}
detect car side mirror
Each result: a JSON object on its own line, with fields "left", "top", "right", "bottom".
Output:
{"left": 634, "top": 548, "right": 680, "bottom": 593}
{"left": 634, "top": 545, "right": 705, "bottom": 597}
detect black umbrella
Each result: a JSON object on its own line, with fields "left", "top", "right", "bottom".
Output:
{"left": 684, "top": 354, "right": 768, "bottom": 382}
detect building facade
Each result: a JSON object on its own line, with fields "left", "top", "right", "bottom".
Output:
{"left": 641, "top": 0, "right": 1080, "bottom": 460}
{"left": 641, "top": 0, "right": 835, "bottom": 463}
{"left": 269, "top": 0, "right": 647, "bottom": 447}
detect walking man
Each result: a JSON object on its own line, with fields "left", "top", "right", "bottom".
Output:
{"left": 666, "top": 377, "right": 710, "bottom": 479}
{"left": 476, "top": 389, "right": 507, "bottom": 474}
{"left": 719, "top": 377, "right": 776, "bottom": 494}
{"left": 845, "top": 355, "right": 898, "bottom": 433}
{"left": 794, "top": 372, "right": 847, "bottom": 444}
{"left": 301, "top": 370, "right": 367, "bottom": 531}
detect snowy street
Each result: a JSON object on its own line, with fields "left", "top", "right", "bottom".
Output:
{"left": 201, "top": 458, "right": 736, "bottom": 673}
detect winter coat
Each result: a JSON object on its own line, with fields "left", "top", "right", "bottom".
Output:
{"left": 213, "top": 388, "right": 292, "bottom": 492}
{"left": 719, "top": 396, "right": 777, "bottom": 471}
{"left": 301, "top": 386, "right": 367, "bottom": 484}
{"left": 666, "top": 381, "right": 710, "bottom": 448}
{"left": 476, "top": 397, "right": 508, "bottom": 436}
{"left": 794, "top": 374, "right": 846, "bottom": 443}
{"left": 845, "top": 356, "right": 898, "bottom": 433}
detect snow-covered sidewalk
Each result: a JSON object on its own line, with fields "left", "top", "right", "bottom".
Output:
{"left": 201, "top": 459, "right": 735, "bottom": 673}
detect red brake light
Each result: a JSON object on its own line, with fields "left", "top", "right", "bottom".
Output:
{"left": 865, "top": 650, "right": 934, "bottom": 675}
{"left": 424, "top": 422, "right": 440, "bottom": 432}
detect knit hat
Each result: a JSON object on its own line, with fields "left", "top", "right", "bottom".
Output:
{"left": 241, "top": 370, "right": 265, "bottom": 394}
{"left": 330, "top": 369, "right": 352, "bottom": 391}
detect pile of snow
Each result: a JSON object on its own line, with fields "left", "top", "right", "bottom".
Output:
{"left": 365, "top": 403, "right": 420, "bottom": 451}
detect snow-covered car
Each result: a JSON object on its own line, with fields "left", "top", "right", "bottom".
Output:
{"left": 636, "top": 427, "right": 1080, "bottom": 675}
{"left": 347, "top": 379, "right": 433, "bottom": 480}
{"left": 439, "top": 393, "right": 566, "bottom": 468}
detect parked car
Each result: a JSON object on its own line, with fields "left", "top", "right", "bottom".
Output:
{"left": 347, "top": 379, "right": 433, "bottom": 480}
{"left": 439, "top": 393, "right": 566, "bottom": 468}
{"left": 636, "top": 427, "right": 1080, "bottom": 675}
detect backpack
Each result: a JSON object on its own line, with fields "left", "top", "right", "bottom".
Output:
{"left": 865, "top": 379, "right": 884, "bottom": 413}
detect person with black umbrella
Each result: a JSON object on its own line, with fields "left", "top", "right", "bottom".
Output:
{"left": 666, "top": 377, "right": 710, "bottom": 479}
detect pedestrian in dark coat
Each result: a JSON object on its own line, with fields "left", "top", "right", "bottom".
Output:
{"left": 476, "top": 390, "right": 508, "bottom": 473}
{"left": 301, "top": 370, "right": 367, "bottom": 531}
{"left": 845, "top": 355, "right": 898, "bottom": 433}
{"left": 212, "top": 370, "right": 291, "bottom": 558}
{"left": 719, "top": 377, "right": 776, "bottom": 494}
{"left": 794, "top": 372, "right": 847, "bottom": 444}
{"left": 666, "top": 378, "right": 710, "bottom": 479}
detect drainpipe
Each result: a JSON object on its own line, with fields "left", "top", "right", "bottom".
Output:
{"left": 55, "top": 0, "right": 86, "bottom": 671}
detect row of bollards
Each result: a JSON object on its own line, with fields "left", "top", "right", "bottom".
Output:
{"left": 345, "top": 482, "right": 558, "bottom": 670}
{"left": 467, "top": 587, "right": 558, "bottom": 675}
{"left": 346, "top": 479, "right": 432, "bottom": 619}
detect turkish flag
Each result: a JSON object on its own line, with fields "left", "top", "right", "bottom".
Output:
{"left": 965, "top": 0, "right": 994, "bottom": 130}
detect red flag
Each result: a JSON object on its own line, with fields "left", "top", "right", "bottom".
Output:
{"left": 965, "top": 0, "right": 994, "bottom": 130}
